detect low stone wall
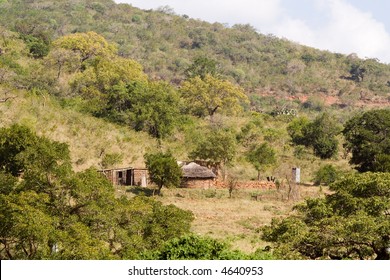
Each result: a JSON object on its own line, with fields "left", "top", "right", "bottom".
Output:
{"left": 214, "top": 180, "right": 276, "bottom": 189}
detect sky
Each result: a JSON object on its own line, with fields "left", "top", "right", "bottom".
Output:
{"left": 114, "top": 0, "right": 390, "bottom": 64}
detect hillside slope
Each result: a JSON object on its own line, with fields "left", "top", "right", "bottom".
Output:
{"left": 1, "top": 0, "right": 389, "bottom": 109}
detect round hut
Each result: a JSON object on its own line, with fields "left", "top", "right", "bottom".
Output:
{"left": 181, "top": 162, "right": 217, "bottom": 188}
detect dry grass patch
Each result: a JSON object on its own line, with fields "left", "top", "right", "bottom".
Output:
{"left": 147, "top": 186, "right": 327, "bottom": 253}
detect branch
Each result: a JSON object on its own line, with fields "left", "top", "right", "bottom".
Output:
{"left": 0, "top": 96, "right": 16, "bottom": 103}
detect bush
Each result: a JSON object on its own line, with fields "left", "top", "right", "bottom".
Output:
{"left": 313, "top": 164, "right": 340, "bottom": 186}
{"left": 148, "top": 234, "right": 248, "bottom": 260}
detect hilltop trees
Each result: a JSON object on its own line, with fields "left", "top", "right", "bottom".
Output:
{"left": 343, "top": 109, "right": 390, "bottom": 172}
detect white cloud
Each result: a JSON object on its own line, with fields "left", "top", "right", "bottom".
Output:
{"left": 320, "top": 0, "right": 390, "bottom": 61}
{"left": 120, "top": 0, "right": 282, "bottom": 27}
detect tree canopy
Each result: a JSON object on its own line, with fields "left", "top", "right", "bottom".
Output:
{"left": 180, "top": 74, "right": 248, "bottom": 118}
{"left": 343, "top": 109, "right": 390, "bottom": 172}
{"left": 246, "top": 142, "right": 277, "bottom": 180}
{"left": 0, "top": 125, "right": 193, "bottom": 259}
{"left": 262, "top": 172, "right": 390, "bottom": 260}
{"left": 287, "top": 113, "right": 340, "bottom": 159}
{"left": 144, "top": 151, "right": 182, "bottom": 195}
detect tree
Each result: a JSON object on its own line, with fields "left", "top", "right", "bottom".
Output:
{"left": 0, "top": 124, "right": 38, "bottom": 176}
{"left": 190, "top": 129, "right": 237, "bottom": 167}
{"left": 52, "top": 32, "right": 117, "bottom": 63}
{"left": 149, "top": 234, "right": 247, "bottom": 260}
{"left": 0, "top": 125, "right": 193, "bottom": 259}
{"left": 286, "top": 116, "right": 310, "bottom": 146}
{"left": 180, "top": 74, "right": 249, "bottom": 118}
{"left": 262, "top": 172, "right": 390, "bottom": 260}
{"left": 313, "top": 164, "right": 340, "bottom": 186}
{"left": 144, "top": 152, "right": 182, "bottom": 195}
{"left": 246, "top": 143, "right": 277, "bottom": 180}
{"left": 287, "top": 113, "right": 340, "bottom": 159}
{"left": 343, "top": 109, "right": 390, "bottom": 172}
{"left": 106, "top": 80, "right": 181, "bottom": 139}
{"left": 184, "top": 56, "right": 219, "bottom": 79}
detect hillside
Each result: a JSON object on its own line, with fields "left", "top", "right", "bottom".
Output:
{"left": 1, "top": 0, "right": 389, "bottom": 111}
{"left": 1, "top": 0, "right": 389, "bottom": 261}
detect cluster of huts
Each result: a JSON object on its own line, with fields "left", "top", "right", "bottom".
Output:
{"left": 98, "top": 161, "right": 218, "bottom": 188}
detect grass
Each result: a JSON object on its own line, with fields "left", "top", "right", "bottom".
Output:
{"left": 0, "top": 89, "right": 158, "bottom": 171}
{"left": 124, "top": 184, "right": 327, "bottom": 253}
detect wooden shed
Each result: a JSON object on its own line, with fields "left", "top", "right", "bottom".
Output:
{"left": 181, "top": 162, "right": 217, "bottom": 188}
{"left": 99, "top": 167, "right": 148, "bottom": 186}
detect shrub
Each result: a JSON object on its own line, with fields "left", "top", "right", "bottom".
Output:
{"left": 313, "top": 164, "right": 340, "bottom": 186}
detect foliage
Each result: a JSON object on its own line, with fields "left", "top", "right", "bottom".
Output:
{"left": 52, "top": 31, "right": 117, "bottom": 63}
{"left": 184, "top": 56, "right": 219, "bottom": 79}
{"left": 144, "top": 151, "right": 182, "bottom": 194}
{"left": 22, "top": 34, "right": 50, "bottom": 58}
{"left": 148, "top": 234, "right": 248, "bottom": 260}
{"left": 0, "top": 125, "right": 193, "bottom": 259}
{"left": 313, "top": 164, "right": 340, "bottom": 186}
{"left": 189, "top": 129, "right": 237, "bottom": 166}
{"left": 180, "top": 74, "right": 249, "bottom": 118}
{"left": 288, "top": 113, "right": 340, "bottom": 159}
{"left": 0, "top": 124, "right": 39, "bottom": 176}
{"left": 105, "top": 81, "right": 181, "bottom": 139}
{"left": 262, "top": 172, "right": 390, "bottom": 260}
{"left": 343, "top": 109, "right": 390, "bottom": 172}
{"left": 246, "top": 142, "right": 277, "bottom": 180}
{"left": 1, "top": 0, "right": 390, "bottom": 101}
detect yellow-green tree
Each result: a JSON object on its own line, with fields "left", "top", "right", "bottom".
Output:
{"left": 70, "top": 56, "right": 147, "bottom": 99}
{"left": 52, "top": 31, "right": 117, "bottom": 63}
{"left": 180, "top": 74, "right": 249, "bottom": 118}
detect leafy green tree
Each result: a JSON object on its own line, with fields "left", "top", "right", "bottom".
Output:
{"left": 70, "top": 56, "right": 147, "bottom": 99}
{"left": 0, "top": 124, "right": 38, "bottom": 176}
{"left": 288, "top": 113, "right": 340, "bottom": 159}
{"left": 106, "top": 81, "right": 181, "bottom": 139}
{"left": 144, "top": 151, "right": 182, "bottom": 195}
{"left": 287, "top": 116, "right": 310, "bottom": 146}
{"left": 190, "top": 129, "right": 237, "bottom": 167}
{"left": 52, "top": 31, "right": 117, "bottom": 63}
{"left": 149, "top": 234, "right": 247, "bottom": 260}
{"left": 22, "top": 34, "right": 50, "bottom": 58}
{"left": 343, "top": 109, "right": 390, "bottom": 172}
{"left": 262, "top": 172, "right": 390, "bottom": 260}
{"left": 313, "top": 164, "right": 340, "bottom": 186}
{"left": 184, "top": 56, "right": 219, "bottom": 79}
{"left": 180, "top": 74, "right": 249, "bottom": 118}
{"left": 349, "top": 63, "right": 366, "bottom": 82}
{"left": 0, "top": 125, "right": 193, "bottom": 259}
{"left": 246, "top": 143, "right": 277, "bottom": 180}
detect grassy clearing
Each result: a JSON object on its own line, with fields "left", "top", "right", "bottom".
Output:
{"left": 124, "top": 185, "right": 327, "bottom": 253}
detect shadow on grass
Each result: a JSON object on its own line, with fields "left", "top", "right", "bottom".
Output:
{"left": 126, "top": 186, "right": 156, "bottom": 197}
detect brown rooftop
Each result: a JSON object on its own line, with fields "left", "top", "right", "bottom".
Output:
{"left": 182, "top": 162, "right": 216, "bottom": 179}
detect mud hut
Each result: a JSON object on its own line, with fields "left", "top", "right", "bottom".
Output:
{"left": 181, "top": 162, "right": 217, "bottom": 188}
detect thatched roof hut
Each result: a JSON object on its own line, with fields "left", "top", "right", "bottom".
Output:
{"left": 181, "top": 162, "right": 216, "bottom": 188}
{"left": 182, "top": 162, "right": 216, "bottom": 178}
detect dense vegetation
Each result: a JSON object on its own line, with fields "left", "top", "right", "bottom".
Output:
{"left": 0, "top": 0, "right": 389, "bottom": 260}
{"left": 1, "top": 0, "right": 390, "bottom": 107}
